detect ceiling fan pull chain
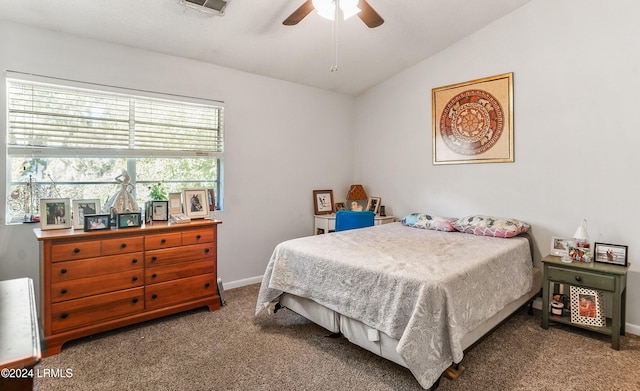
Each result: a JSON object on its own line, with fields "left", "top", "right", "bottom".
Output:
{"left": 330, "top": 0, "right": 339, "bottom": 72}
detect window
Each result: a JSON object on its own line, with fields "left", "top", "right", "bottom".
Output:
{"left": 6, "top": 74, "right": 224, "bottom": 223}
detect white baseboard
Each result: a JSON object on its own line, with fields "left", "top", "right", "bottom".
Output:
{"left": 220, "top": 275, "right": 262, "bottom": 290}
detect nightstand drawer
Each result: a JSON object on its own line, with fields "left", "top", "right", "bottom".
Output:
{"left": 547, "top": 266, "right": 615, "bottom": 292}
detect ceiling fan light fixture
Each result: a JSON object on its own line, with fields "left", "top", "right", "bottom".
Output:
{"left": 312, "top": 0, "right": 361, "bottom": 21}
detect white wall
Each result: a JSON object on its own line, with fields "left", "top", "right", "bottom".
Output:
{"left": 354, "top": 0, "right": 640, "bottom": 331}
{"left": 0, "top": 20, "right": 356, "bottom": 300}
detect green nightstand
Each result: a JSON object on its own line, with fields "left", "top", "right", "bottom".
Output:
{"left": 541, "top": 254, "right": 628, "bottom": 350}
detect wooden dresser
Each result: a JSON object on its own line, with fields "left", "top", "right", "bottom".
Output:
{"left": 34, "top": 220, "right": 221, "bottom": 356}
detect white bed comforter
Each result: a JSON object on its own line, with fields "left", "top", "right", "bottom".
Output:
{"left": 255, "top": 222, "right": 532, "bottom": 389}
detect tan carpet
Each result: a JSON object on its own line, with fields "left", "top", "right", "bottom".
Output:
{"left": 37, "top": 284, "right": 640, "bottom": 391}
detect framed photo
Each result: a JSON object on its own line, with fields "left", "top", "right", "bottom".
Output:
{"left": 168, "top": 192, "right": 182, "bottom": 215}
{"left": 594, "top": 242, "right": 628, "bottom": 267}
{"left": 40, "top": 198, "right": 71, "bottom": 230}
{"left": 366, "top": 197, "right": 381, "bottom": 215}
{"left": 335, "top": 202, "right": 347, "bottom": 211}
{"left": 550, "top": 237, "right": 572, "bottom": 256}
{"left": 183, "top": 188, "right": 210, "bottom": 219}
{"left": 313, "top": 190, "right": 334, "bottom": 215}
{"left": 568, "top": 245, "right": 591, "bottom": 263}
{"left": 150, "top": 200, "right": 169, "bottom": 221}
{"left": 117, "top": 212, "right": 142, "bottom": 228}
{"left": 72, "top": 199, "right": 101, "bottom": 229}
{"left": 570, "top": 286, "right": 606, "bottom": 327}
{"left": 432, "top": 73, "right": 514, "bottom": 165}
{"left": 84, "top": 214, "right": 111, "bottom": 232}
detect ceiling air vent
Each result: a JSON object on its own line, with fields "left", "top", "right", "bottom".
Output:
{"left": 180, "top": 0, "right": 229, "bottom": 15}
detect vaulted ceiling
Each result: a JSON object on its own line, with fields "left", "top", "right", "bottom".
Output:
{"left": 0, "top": 0, "right": 532, "bottom": 96}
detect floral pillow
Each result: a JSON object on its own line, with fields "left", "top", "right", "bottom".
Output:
{"left": 400, "top": 213, "right": 458, "bottom": 232}
{"left": 452, "top": 215, "right": 530, "bottom": 238}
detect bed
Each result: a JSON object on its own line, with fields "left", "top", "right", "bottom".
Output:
{"left": 255, "top": 219, "right": 540, "bottom": 389}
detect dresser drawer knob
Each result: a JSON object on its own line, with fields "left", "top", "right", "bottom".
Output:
{"left": 60, "top": 289, "right": 67, "bottom": 295}
{"left": 60, "top": 313, "right": 68, "bottom": 319}
{"left": 575, "top": 276, "right": 582, "bottom": 282}
{"left": 151, "top": 294, "right": 158, "bottom": 299}
{"left": 120, "top": 243, "right": 127, "bottom": 249}
{"left": 131, "top": 258, "right": 138, "bottom": 264}
{"left": 60, "top": 268, "right": 67, "bottom": 274}
{"left": 204, "top": 282, "right": 210, "bottom": 288}
{"left": 151, "top": 273, "right": 157, "bottom": 279}
{"left": 204, "top": 248, "right": 210, "bottom": 253}
{"left": 73, "top": 248, "right": 80, "bottom": 254}
{"left": 160, "top": 239, "right": 166, "bottom": 244}
{"left": 131, "top": 276, "right": 138, "bottom": 282}
{"left": 131, "top": 298, "right": 139, "bottom": 304}
{"left": 196, "top": 234, "right": 201, "bottom": 240}
{"left": 151, "top": 256, "right": 157, "bottom": 262}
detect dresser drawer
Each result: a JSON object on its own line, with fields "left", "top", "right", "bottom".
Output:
{"left": 145, "top": 242, "right": 214, "bottom": 266}
{"left": 51, "top": 270, "right": 144, "bottom": 302}
{"left": 51, "top": 240, "right": 101, "bottom": 262}
{"left": 51, "top": 253, "right": 143, "bottom": 283}
{"left": 146, "top": 259, "right": 215, "bottom": 285}
{"left": 102, "top": 236, "right": 144, "bottom": 255}
{"left": 145, "top": 273, "right": 216, "bottom": 310}
{"left": 182, "top": 228, "right": 214, "bottom": 245}
{"left": 51, "top": 287, "right": 144, "bottom": 333}
{"left": 547, "top": 266, "right": 615, "bottom": 292}
{"left": 144, "top": 232, "right": 182, "bottom": 250}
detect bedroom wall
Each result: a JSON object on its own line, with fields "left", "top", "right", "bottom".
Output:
{"left": 353, "top": 0, "right": 640, "bottom": 332}
{"left": 0, "top": 20, "right": 355, "bottom": 306}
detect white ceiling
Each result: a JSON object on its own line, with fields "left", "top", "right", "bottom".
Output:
{"left": 0, "top": 0, "right": 532, "bottom": 96}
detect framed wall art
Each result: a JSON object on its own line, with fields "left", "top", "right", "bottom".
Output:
{"left": 570, "top": 286, "right": 606, "bottom": 327}
{"left": 183, "top": 188, "right": 210, "bottom": 219}
{"left": 432, "top": 72, "right": 514, "bottom": 165}
{"left": 313, "top": 190, "right": 334, "bottom": 215}
{"left": 40, "top": 198, "right": 71, "bottom": 230}
{"left": 84, "top": 214, "right": 110, "bottom": 232}
{"left": 594, "top": 242, "right": 628, "bottom": 267}
{"left": 72, "top": 199, "right": 101, "bottom": 230}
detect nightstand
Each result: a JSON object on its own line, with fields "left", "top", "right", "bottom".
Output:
{"left": 541, "top": 254, "right": 628, "bottom": 350}
{"left": 314, "top": 214, "right": 395, "bottom": 234}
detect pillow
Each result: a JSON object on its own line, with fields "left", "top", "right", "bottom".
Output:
{"left": 400, "top": 213, "right": 458, "bottom": 232}
{"left": 452, "top": 215, "right": 530, "bottom": 238}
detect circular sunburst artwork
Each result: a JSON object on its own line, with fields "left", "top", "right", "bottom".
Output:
{"left": 439, "top": 89, "right": 504, "bottom": 156}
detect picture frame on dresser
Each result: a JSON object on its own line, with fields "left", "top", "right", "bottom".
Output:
{"left": 83, "top": 214, "right": 110, "bottom": 232}
{"left": 183, "top": 188, "right": 210, "bottom": 219}
{"left": 40, "top": 198, "right": 71, "bottom": 230}
{"left": 150, "top": 200, "right": 169, "bottom": 221}
{"left": 72, "top": 199, "right": 101, "bottom": 229}
{"left": 117, "top": 212, "right": 142, "bottom": 228}
{"left": 594, "top": 242, "right": 628, "bottom": 267}
{"left": 366, "top": 197, "right": 381, "bottom": 215}
{"left": 313, "top": 189, "right": 334, "bottom": 215}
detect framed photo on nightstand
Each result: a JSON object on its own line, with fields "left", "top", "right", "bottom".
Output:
{"left": 594, "top": 242, "right": 628, "bottom": 267}
{"left": 313, "top": 190, "right": 334, "bottom": 215}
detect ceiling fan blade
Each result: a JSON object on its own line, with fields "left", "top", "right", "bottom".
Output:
{"left": 357, "top": 0, "right": 384, "bottom": 28}
{"left": 283, "top": 0, "right": 315, "bottom": 26}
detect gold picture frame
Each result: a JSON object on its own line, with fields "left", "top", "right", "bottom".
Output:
{"left": 432, "top": 73, "right": 514, "bottom": 165}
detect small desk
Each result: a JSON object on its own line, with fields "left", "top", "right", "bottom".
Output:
{"left": 314, "top": 214, "right": 395, "bottom": 235}
{"left": 0, "top": 278, "right": 42, "bottom": 391}
{"left": 541, "top": 255, "right": 628, "bottom": 350}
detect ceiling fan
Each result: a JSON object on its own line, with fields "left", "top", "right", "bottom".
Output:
{"left": 283, "top": 0, "right": 384, "bottom": 28}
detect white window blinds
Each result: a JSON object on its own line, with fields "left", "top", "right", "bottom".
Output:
{"left": 7, "top": 78, "right": 224, "bottom": 158}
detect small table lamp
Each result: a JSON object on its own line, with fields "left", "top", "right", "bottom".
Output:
{"left": 346, "top": 184, "right": 367, "bottom": 211}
